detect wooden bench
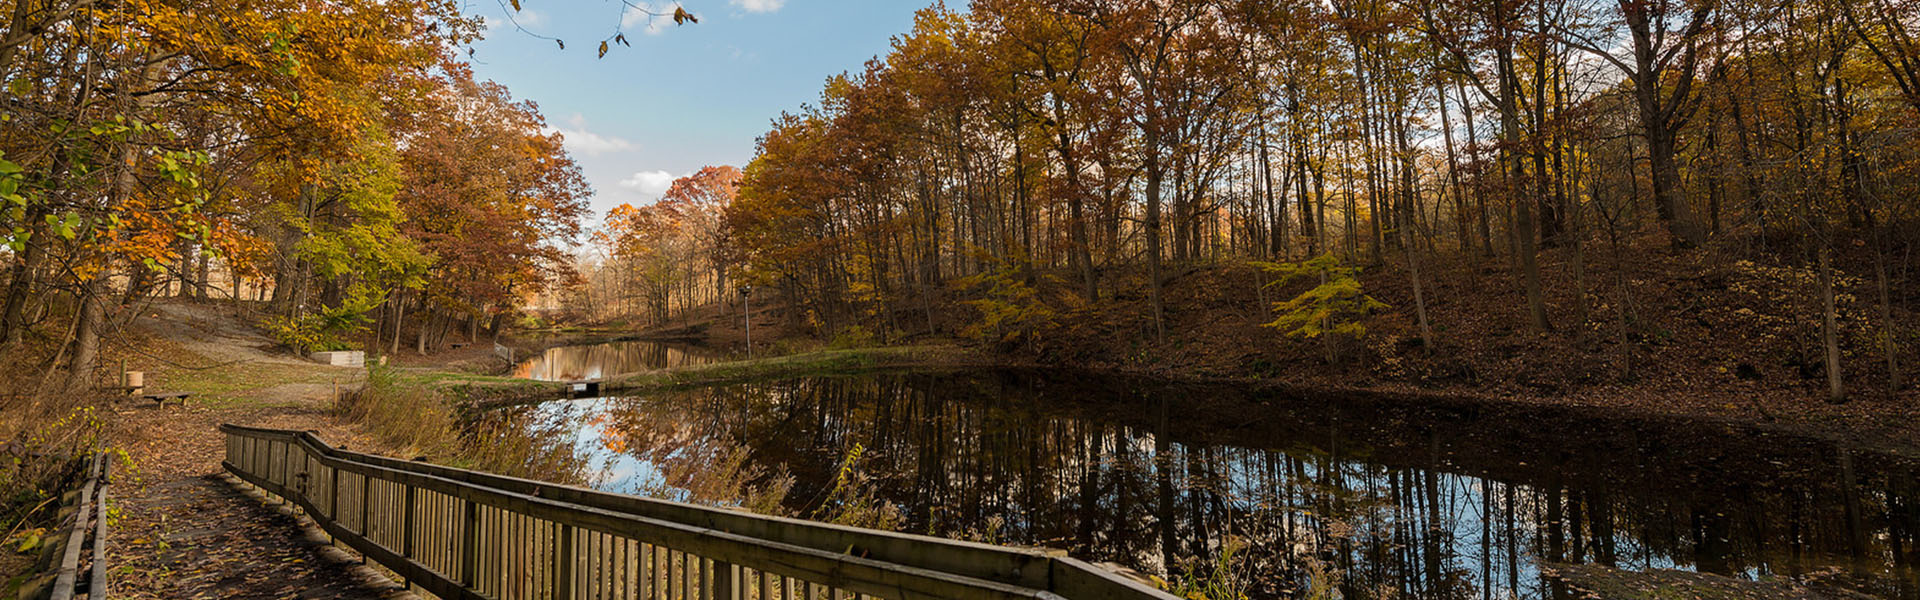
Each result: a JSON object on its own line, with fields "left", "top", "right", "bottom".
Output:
{"left": 142, "top": 392, "right": 191, "bottom": 408}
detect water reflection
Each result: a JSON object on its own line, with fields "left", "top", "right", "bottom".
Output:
{"left": 511, "top": 340, "right": 714, "bottom": 381}
{"left": 499, "top": 369, "right": 1920, "bottom": 599}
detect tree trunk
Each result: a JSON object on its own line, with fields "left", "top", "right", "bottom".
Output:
{"left": 1874, "top": 247, "right": 1902, "bottom": 391}
{"left": 2, "top": 217, "right": 47, "bottom": 346}
{"left": 1819, "top": 248, "right": 1846, "bottom": 403}
{"left": 64, "top": 276, "right": 108, "bottom": 391}
{"left": 195, "top": 249, "right": 211, "bottom": 299}
{"left": 392, "top": 291, "right": 406, "bottom": 357}
{"left": 1145, "top": 132, "right": 1167, "bottom": 340}
{"left": 1496, "top": 8, "right": 1551, "bottom": 332}
{"left": 1457, "top": 80, "right": 1495, "bottom": 257}
{"left": 416, "top": 310, "right": 431, "bottom": 355}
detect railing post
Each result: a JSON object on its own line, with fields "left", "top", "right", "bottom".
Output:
{"left": 360, "top": 470, "right": 372, "bottom": 541}
{"left": 555, "top": 523, "right": 574, "bottom": 599}
{"left": 713, "top": 560, "right": 737, "bottom": 600}
{"left": 327, "top": 463, "right": 338, "bottom": 526}
{"left": 401, "top": 483, "right": 415, "bottom": 591}
{"left": 461, "top": 498, "right": 478, "bottom": 586}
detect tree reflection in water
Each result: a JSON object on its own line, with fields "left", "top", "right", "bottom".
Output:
{"left": 511, "top": 340, "right": 716, "bottom": 381}
{"left": 483, "top": 370, "right": 1920, "bottom": 600}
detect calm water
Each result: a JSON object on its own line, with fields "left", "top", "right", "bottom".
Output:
{"left": 511, "top": 340, "right": 715, "bottom": 381}
{"left": 504, "top": 346, "right": 1920, "bottom": 599}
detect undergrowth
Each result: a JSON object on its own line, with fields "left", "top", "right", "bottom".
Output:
{"left": 334, "top": 365, "right": 589, "bottom": 484}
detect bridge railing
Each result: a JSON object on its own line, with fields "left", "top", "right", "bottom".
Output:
{"left": 220, "top": 424, "right": 1175, "bottom": 600}
{"left": 50, "top": 451, "right": 109, "bottom": 600}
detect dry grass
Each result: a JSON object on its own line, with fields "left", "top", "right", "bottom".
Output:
{"left": 332, "top": 364, "right": 460, "bottom": 456}
{"left": 334, "top": 365, "right": 591, "bottom": 484}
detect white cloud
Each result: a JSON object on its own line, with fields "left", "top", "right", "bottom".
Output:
{"left": 544, "top": 114, "right": 634, "bottom": 156}
{"left": 619, "top": 170, "right": 680, "bottom": 198}
{"left": 729, "top": 0, "right": 784, "bottom": 13}
{"left": 484, "top": 8, "right": 542, "bottom": 32}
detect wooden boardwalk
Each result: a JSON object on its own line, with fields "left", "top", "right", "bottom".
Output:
{"left": 222, "top": 424, "right": 1177, "bottom": 600}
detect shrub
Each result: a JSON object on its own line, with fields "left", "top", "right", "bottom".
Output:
{"left": 1253, "top": 253, "right": 1387, "bottom": 363}
{"left": 811, "top": 443, "right": 902, "bottom": 530}
{"left": 828, "top": 325, "right": 876, "bottom": 349}
{"left": 264, "top": 294, "right": 380, "bottom": 353}
{"left": 952, "top": 252, "right": 1064, "bottom": 348}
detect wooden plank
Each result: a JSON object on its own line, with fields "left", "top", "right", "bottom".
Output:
{"left": 50, "top": 453, "right": 102, "bottom": 600}
{"left": 89, "top": 457, "right": 109, "bottom": 598}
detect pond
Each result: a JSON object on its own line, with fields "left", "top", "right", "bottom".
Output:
{"left": 504, "top": 347, "right": 1920, "bottom": 599}
{"left": 510, "top": 339, "right": 717, "bottom": 381}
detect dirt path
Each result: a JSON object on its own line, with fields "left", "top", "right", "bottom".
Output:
{"left": 104, "top": 302, "right": 410, "bottom": 599}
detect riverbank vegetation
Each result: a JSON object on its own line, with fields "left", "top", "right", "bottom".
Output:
{"left": 554, "top": 0, "right": 1920, "bottom": 418}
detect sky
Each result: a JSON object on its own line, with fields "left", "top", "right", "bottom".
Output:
{"left": 464, "top": 1, "right": 929, "bottom": 226}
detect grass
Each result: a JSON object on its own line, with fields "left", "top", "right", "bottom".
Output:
{"left": 334, "top": 365, "right": 459, "bottom": 455}
{"left": 332, "top": 364, "right": 591, "bottom": 484}
{"left": 149, "top": 360, "right": 346, "bottom": 407}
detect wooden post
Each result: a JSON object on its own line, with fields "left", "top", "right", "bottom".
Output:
{"left": 713, "top": 559, "right": 737, "bottom": 600}
{"left": 402, "top": 484, "right": 416, "bottom": 590}
{"left": 555, "top": 523, "right": 574, "bottom": 599}
{"left": 360, "top": 470, "right": 372, "bottom": 564}
{"left": 327, "top": 464, "right": 338, "bottom": 525}
{"left": 462, "top": 498, "right": 479, "bottom": 587}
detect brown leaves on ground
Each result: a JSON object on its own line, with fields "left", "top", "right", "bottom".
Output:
{"left": 101, "top": 302, "right": 410, "bottom": 598}
{"left": 1545, "top": 563, "right": 1884, "bottom": 600}
{"left": 1017, "top": 232, "right": 1920, "bottom": 455}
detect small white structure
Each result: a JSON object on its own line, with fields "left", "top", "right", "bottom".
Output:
{"left": 310, "top": 350, "right": 365, "bottom": 367}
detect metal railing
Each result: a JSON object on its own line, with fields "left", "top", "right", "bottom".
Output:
{"left": 50, "top": 451, "right": 110, "bottom": 600}
{"left": 221, "top": 424, "right": 1175, "bottom": 600}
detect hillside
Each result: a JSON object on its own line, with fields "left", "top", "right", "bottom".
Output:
{"left": 640, "top": 232, "right": 1920, "bottom": 454}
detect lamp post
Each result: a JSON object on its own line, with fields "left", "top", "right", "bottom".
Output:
{"left": 738, "top": 284, "right": 752, "bottom": 360}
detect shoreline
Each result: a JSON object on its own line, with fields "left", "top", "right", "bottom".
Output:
{"left": 445, "top": 339, "right": 1920, "bottom": 459}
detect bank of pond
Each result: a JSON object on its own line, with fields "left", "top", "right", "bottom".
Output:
{"left": 478, "top": 341, "right": 1918, "bottom": 599}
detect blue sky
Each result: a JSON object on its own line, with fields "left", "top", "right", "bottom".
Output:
{"left": 464, "top": 1, "right": 928, "bottom": 224}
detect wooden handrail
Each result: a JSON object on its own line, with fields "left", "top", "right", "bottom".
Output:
{"left": 220, "top": 424, "right": 1174, "bottom": 600}
{"left": 50, "top": 451, "right": 109, "bottom": 600}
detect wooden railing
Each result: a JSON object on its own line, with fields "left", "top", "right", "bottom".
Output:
{"left": 221, "top": 424, "right": 1176, "bottom": 600}
{"left": 50, "top": 451, "right": 110, "bottom": 600}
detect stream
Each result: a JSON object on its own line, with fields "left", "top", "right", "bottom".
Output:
{"left": 498, "top": 341, "right": 1920, "bottom": 599}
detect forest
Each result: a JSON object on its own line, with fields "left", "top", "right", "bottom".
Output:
{"left": 4, "top": 0, "right": 1920, "bottom": 598}
{"left": 570, "top": 0, "right": 1920, "bottom": 405}
{"left": 0, "top": 0, "right": 594, "bottom": 412}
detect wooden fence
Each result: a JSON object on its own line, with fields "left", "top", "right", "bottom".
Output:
{"left": 221, "top": 424, "right": 1177, "bottom": 600}
{"left": 50, "top": 451, "right": 110, "bottom": 600}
